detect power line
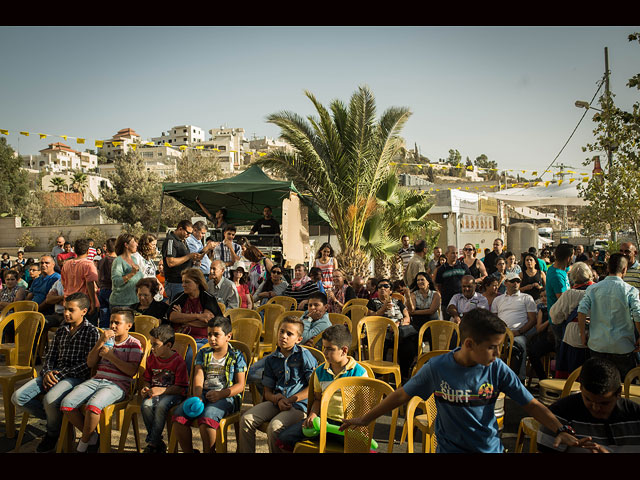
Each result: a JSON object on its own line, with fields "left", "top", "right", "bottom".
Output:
{"left": 539, "top": 76, "right": 606, "bottom": 180}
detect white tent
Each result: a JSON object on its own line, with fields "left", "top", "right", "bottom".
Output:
{"left": 486, "top": 181, "right": 586, "bottom": 207}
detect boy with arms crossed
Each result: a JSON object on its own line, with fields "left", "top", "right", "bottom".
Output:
{"left": 239, "top": 316, "right": 318, "bottom": 453}
{"left": 341, "top": 308, "right": 582, "bottom": 453}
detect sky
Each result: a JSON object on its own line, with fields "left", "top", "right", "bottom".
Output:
{"left": 1, "top": 26, "right": 638, "bottom": 178}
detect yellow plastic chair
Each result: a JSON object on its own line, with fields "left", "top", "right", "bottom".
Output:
{"left": 343, "top": 298, "right": 369, "bottom": 310}
{"left": 256, "top": 304, "right": 286, "bottom": 358}
{"left": 0, "top": 311, "right": 45, "bottom": 439}
{"left": 302, "top": 345, "right": 326, "bottom": 366}
{"left": 267, "top": 295, "right": 297, "bottom": 311}
{"left": 391, "top": 292, "right": 405, "bottom": 302}
{"left": 342, "top": 304, "right": 368, "bottom": 325}
{"left": 499, "top": 328, "right": 514, "bottom": 366}
{"left": 328, "top": 312, "right": 351, "bottom": 328}
{"left": 232, "top": 317, "right": 262, "bottom": 361}
{"left": 417, "top": 320, "right": 459, "bottom": 355}
{"left": 0, "top": 300, "right": 39, "bottom": 366}
{"left": 624, "top": 366, "right": 640, "bottom": 403}
{"left": 57, "top": 334, "right": 150, "bottom": 453}
{"left": 515, "top": 366, "right": 583, "bottom": 453}
{"left": 356, "top": 316, "right": 402, "bottom": 389}
{"left": 117, "top": 333, "right": 196, "bottom": 452}
{"left": 217, "top": 302, "right": 226, "bottom": 315}
{"left": 399, "top": 350, "right": 448, "bottom": 448}
{"left": 405, "top": 393, "right": 438, "bottom": 453}
{"left": 293, "top": 376, "right": 399, "bottom": 453}
{"left": 133, "top": 315, "right": 159, "bottom": 339}
{"left": 226, "top": 308, "right": 261, "bottom": 323}
{"left": 538, "top": 366, "right": 582, "bottom": 406}
{"left": 167, "top": 340, "right": 252, "bottom": 453}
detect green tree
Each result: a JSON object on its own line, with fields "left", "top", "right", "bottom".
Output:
{"left": 49, "top": 176, "right": 67, "bottom": 192}
{"left": 70, "top": 171, "right": 88, "bottom": 194}
{"left": 98, "top": 151, "right": 163, "bottom": 232}
{"left": 175, "top": 150, "right": 222, "bottom": 183}
{"left": 578, "top": 32, "right": 640, "bottom": 245}
{"left": 475, "top": 154, "right": 499, "bottom": 180}
{"left": 256, "top": 85, "right": 411, "bottom": 276}
{"left": 0, "top": 138, "right": 30, "bottom": 215}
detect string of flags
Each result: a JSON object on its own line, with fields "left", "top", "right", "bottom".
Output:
{"left": 0, "top": 128, "right": 268, "bottom": 157}
{"left": 1, "top": 127, "right": 601, "bottom": 186}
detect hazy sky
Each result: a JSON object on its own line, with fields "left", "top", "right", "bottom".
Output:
{"left": 1, "top": 26, "right": 638, "bottom": 177}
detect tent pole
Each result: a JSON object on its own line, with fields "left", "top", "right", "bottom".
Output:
{"left": 156, "top": 190, "right": 165, "bottom": 238}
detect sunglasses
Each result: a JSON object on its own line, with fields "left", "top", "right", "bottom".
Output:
{"left": 507, "top": 279, "right": 521, "bottom": 283}
{"left": 271, "top": 271, "right": 282, "bottom": 275}
{"left": 463, "top": 248, "right": 474, "bottom": 252}
{"left": 378, "top": 284, "right": 391, "bottom": 289}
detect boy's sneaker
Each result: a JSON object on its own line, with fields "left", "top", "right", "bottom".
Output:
{"left": 36, "top": 434, "right": 58, "bottom": 453}
{"left": 156, "top": 440, "right": 167, "bottom": 453}
{"left": 143, "top": 444, "right": 157, "bottom": 453}
{"left": 143, "top": 441, "right": 166, "bottom": 453}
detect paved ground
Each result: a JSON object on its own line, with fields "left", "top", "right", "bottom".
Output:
{"left": 0, "top": 371, "right": 533, "bottom": 454}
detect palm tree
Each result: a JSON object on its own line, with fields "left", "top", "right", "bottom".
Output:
{"left": 256, "top": 86, "right": 411, "bottom": 276}
{"left": 49, "top": 176, "right": 67, "bottom": 192}
{"left": 70, "top": 171, "right": 88, "bottom": 194}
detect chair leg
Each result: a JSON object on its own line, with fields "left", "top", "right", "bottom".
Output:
{"left": 118, "top": 408, "right": 135, "bottom": 452}
{"left": 168, "top": 425, "right": 179, "bottom": 453}
{"left": 3, "top": 385, "right": 16, "bottom": 439}
{"left": 514, "top": 421, "right": 525, "bottom": 453}
{"left": 56, "top": 413, "right": 75, "bottom": 453}
{"left": 14, "top": 410, "right": 30, "bottom": 452}
{"left": 131, "top": 412, "right": 141, "bottom": 453}
{"left": 99, "top": 411, "right": 113, "bottom": 453}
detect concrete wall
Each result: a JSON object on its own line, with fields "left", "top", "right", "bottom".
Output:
{"left": 0, "top": 217, "right": 125, "bottom": 257}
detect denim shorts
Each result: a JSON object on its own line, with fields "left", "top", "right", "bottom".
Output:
{"left": 172, "top": 395, "right": 237, "bottom": 429}
{"left": 60, "top": 378, "right": 126, "bottom": 415}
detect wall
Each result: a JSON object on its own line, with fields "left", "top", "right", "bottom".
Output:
{"left": 0, "top": 217, "right": 125, "bottom": 256}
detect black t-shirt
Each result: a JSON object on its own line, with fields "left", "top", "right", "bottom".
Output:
{"left": 435, "top": 260, "right": 471, "bottom": 305}
{"left": 161, "top": 231, "right": 192, "bottom": 283}
{"left": 133, "top": 300, "right": 170, "bottom": 323}
{"left": 251, "top": 217, "right": 280, "bottom": 235}
{"left": 484, "top": 251, "right": 505, "bottom": 276}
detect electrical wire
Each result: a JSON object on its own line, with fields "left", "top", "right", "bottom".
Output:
{"left": 539, "top": 76, "right": 606, "bottom": 180}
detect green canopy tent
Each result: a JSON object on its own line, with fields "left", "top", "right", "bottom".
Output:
{"left": 159, "top": 165, "right": 330, "bottom": 230}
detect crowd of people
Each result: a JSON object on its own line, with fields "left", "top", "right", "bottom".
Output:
{"left": 6, "top": 215, "right": 640, "bottom": 454}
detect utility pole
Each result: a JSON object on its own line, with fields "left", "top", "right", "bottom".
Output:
{"left": 604, "top": 46, "right": 617, "bottom": 244}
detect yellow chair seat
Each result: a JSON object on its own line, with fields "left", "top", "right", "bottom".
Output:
{"left": 539, "top": 378, "right": 580, "bottom": 406}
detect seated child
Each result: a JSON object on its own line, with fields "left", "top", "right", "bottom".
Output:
{"left": 60, "top": 306, "right": 143, "bottom": 452}
{"left": 140, "top": 324, "right": 189, "bottom": 453}
{"left": 275, "top": 324, "right": 369, "bottom": 451}
{"left": 11, "top": 292, "right": 99, "bottom": 453}
{"left": 171, "top": 316, "right": 246, "bottom": 453}
{"left": 238, "top": 315, "right": 318, "bottom": 453}
{"left": 246, "top": 291, "right": 330, "bottom": 391}
{"left": 340, "top": 307, "right": 583, "bottom": 453}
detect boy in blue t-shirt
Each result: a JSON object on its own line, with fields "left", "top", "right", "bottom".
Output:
{"left": 340, "top": 308, "right": 582, "bottom": 453}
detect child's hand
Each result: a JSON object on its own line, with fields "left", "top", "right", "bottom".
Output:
{"left": 340, "top": 416, "right": 368, "bottom": 431}
{"left": 43, "top": 370, "right": 60, "bottom": 389}
{"left": 98, "top": 346, "right": 112, "bottom": 358}
{"left": 576, "top": 437, "right": 610, "bottom": 453}
{"left": 278, "top": 397, "right": 292, "bottom": 411}
{"left": 205, "top": 390, "right": 224, "bottom": 403}
{"left": 303, "top": 413, "right": 317, "bottom": 429}
{"left": 140, "top": 386, "right": 150, "bottom": 398}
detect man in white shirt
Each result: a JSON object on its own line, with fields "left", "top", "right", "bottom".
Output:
{"left": 447, "top": 275, "right": 490, "bottom": 324}
{"left": 207, "top": 260, "right": 239, "bottom": 310}
{"left": 491, "top": 271, "right": 537, "bottom": 380}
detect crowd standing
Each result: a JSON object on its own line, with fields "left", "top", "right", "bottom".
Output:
{"left": 6, "top": 215, "right": 640, "bottom": 454}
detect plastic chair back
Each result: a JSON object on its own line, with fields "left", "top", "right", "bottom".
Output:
{"left": 0, "top": 311, "right": 44, "bottom": 367}
{"left": 257, "top": 303, "right": 286, "bottom": 345}
{"left": 499, "top": 328, "right": 514, "bottom": 366}
{"left": 561, "top": 366, "right": 583, "bottom": 398}
{"left": 357, "top": 316, "right": 398, "bottom": 364}
{"left": 302, "top": 345, "right": 326, "bottom": 366}
{"left": 418, "top": 320, "right": 459, "bottom": 354}
{"left": 343, "top": 298, "right": 369, "bottom": 310}
{"left": 328, "top": 313, "right": 351, "bottom": 329}
{"left": 173, "top": 333, "right": 197, "bottom": 362}
{"left": 0, "top": 300, "right": 38, "bottom": 321}
{"left": 133, "top": 315, "right": 159, "bottom": 339}
{"left": 624, "top": 366, "right": 640, "bottom": 400}
{"left": 342, "top": 304, "right": 368, "bottom": 326}
{"left": 319, "top": 376, "right": 398, "bottom": 453}
{"left": 229, "top": 340, "right": 253, "bottom": 371}
{"left": 405, "top": 393, "right": 438, "bottom": 453}
{"left": 226, "top": 308, "right": 261, "bottom": 323}
{"left": 129, "top": 331, "right": 151, "bottom": 371}
{"left": 411, "top": 350, "right": 450, "bottom": 377}
{"left": 232, "top": 317, "right": 262, "bottom": 359}
{"left": 218, "top": 302, "right": 226, "bottom": 315}
{"left": 391, "top": 292, "right": 405, "bottom": 302}
{"left": 267, "top": 295, "right": 297, "bottom": 311}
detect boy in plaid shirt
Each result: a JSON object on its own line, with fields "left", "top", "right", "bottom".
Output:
{"left": 11, "top": 292, "right": 99, "bottom": 452}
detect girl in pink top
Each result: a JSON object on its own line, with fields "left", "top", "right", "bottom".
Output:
{"left": 314, "top": 242, "right": 338, "bottom": 290}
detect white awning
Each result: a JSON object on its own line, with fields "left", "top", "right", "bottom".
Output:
{"left": 487, "top": 182, "right": 585, "bottom": 207}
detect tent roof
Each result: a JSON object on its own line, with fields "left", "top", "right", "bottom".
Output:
{"left": 486, "top": 181, "right": 586, "bottom": 207}
{"left": 162, "top": 165, "right": 330, "bottom": 226}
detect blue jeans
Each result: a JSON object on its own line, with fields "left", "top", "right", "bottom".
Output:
{"left": 98, "top": 289, "right": 112, "bottom": 329}
{"left": 164, "top": 282, "right": 184, "bottom": 303}
{"left": 11, "top": 376, "right": 83, "bottom": 437}
{"left": 141, "top": 394, "right": 184, "bottom": 446}
{"left": 173, "top": 396, "right": 237, "bottom": 429}
{"left": 247, "top": 357, "right": 266, "bottom": 394}
{"left": 60, "top": 378, "right": 126, "bottom": 414}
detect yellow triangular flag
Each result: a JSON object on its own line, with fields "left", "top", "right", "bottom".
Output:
{"left": 583, "top": 177, "right": 589, "bottom": 182}
{"left": 196, "top": 146, "right": 203, "bottom": 150}
{"left": 95, "top": 140, "right": 103, "bottom": 148}
{"left": 179, "top": 145, "right": 187, "bottom": 151}
{"left": 544, "top": 181, "right": 550, "bottom": 187}
{"left": 164, "top": 143, "right": 171, "bottom": 147}
{"left": 61, "top": 135, "right": 67, "bottom": 140}
{"left": 131, "top": 144, "right": 137, "bottom": 151}
{"left": 39, "top": 133, "right": 47, "bottom": 139}
{"left": 113, "top": 142, "right": 121, "bottom": 147}
{"left": 569, "top": 178, "right": 575, "bottom": 183}
{"left": 533, "top": 182, "right": 539, "bottom": 186}
{"left": 558, "top": 179, "right": 563, "bottom": 186}
{"left": 20, "top": 131, "right": 29, "bottom": 137}
{"left": 77, "top": 138, "right": 85, "bottom": 144}
{"left": 0, "top": 129, "right": 8, "bottom": 135}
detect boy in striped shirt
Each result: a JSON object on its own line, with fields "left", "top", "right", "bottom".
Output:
{"left": 60, "top": 307, "right": 143, "bottom": 452}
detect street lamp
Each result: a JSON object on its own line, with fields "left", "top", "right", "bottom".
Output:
{"left": 574, "top": 100, "right": 602, "bottom": 112}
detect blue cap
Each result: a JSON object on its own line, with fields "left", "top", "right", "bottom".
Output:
{"left": 182, "top": 396, "right": 204, "bottom": 418}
